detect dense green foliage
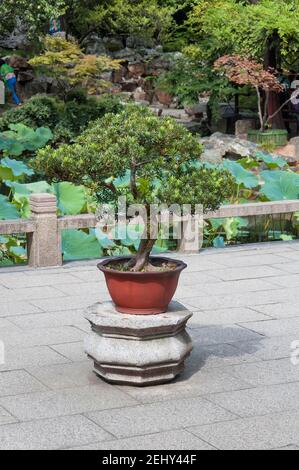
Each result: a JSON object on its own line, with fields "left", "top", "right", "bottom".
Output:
{"left": 0, "top": 0, "right": 65, "bottom": 37}
{"left": 0, "top": 94, "right": 124, "bottom": 144}
{"left": 28, "top": 37, "right": 120, "bottom": 96}
{"left": 187, "top": 0, "right": 299, "bottom": 67}
{"left": 33, "top": 105, "right": 234, "bottom": 211}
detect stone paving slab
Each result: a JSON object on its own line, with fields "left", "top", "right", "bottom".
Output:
{"left": 0, "top": 415, "right": 112, "bottom": 450}
{"left": 27, "top": 361, "right": 100, "bottom": 390}
{"left": 50, "top": 341, "right": 86, "bottom": 362}
{"left": 222, "top": 358, "right": 299, "bottom": 387}
{"left": 240, "top": 317, "right": 299, "bottom": 337}
{"left": 205, "top": 381, "right": 299, "bottom": 417}
{"left": 0, "top": 240, "right": 299, "bottom": 449}
{"left": 0, "top": 370, "right": 47, "bottom": 397}
{"left": 252, "top": 302, "right": 299, "bottom": 319}
{"left": 86, "top": 397, "right": 236, "bottom": 438}
{"left": 0, "top": 301, "right": 42, "bottom": 317}
{"left": 0, "top": 345, "right": 70, "bottom": 372}
{"left": 8, "top": 310, "right": 86, "bottom": 330}
{"left": 188, "top": 410, "right": 299, "bottom": 450}
{"left": 188, "top": 307, "right": 270, "bottom": 327}
{"left": 69, "top": 429, "right": 216, "bottom": 450}
{"left": 2, "top": 325, "right": 86, "bottom": 348}
{"left": 0, "top": 384, "right": 138, "bottom": 421}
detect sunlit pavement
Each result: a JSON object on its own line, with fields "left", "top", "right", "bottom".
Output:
{"left": 0, "top": 240, "right": 299, "bottom": 449}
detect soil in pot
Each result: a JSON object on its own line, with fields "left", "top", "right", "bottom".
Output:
{"left": 98, "top": 256, "right": 187, "bottom": 315}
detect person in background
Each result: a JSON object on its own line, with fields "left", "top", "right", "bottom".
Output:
{"left": 0, "top": 59, "right": 21, "bottom": 106}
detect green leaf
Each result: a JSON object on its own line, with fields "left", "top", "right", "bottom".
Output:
{"left": 113, "top": 170, "right": 131, "bottom": 188}
{"left": 95, "top": 227, "right": 116, "bottom": 249}
{"left": 213, "top": 236, "right": 225, "bottom": 248}
{"left": 280, "top": 234, "right": 294, "bottom": 241}
{"left": 9, "top": 245, "right": 27, "bottom": 261}
{"left": 53, "top": 182, "right": 86, "bottom": 215}
{"left": 62, "top": 229, "right": 103, "bottom": 260}
{"left": 223, "top": 160, "right": 259, "bottom": 189}
{"left": 260, "top": 171, "right": 299, "bottom": 200}
{"left": 255, "top": 152, "right": 286, "bottom": 169}
{"left": 0, "top": 157, "right": 34, "bottom": 178}
{"left": 0, "top": 195, "right": 20, "bottom": 220}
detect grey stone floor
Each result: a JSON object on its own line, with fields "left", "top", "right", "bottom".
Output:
{"left": 1, "top": 240, "right": 299, "bottom": 450}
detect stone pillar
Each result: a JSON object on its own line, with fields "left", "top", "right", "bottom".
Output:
{"left": 84, "top": 301, "right": 193, "bottom": 386}
{"left": 178, "top": 215, "right": 201, "bottom": 254}
{"left": 235, "top": 119, "right": 256, "bottom": 140}
{"left": 27, "top": 193, "right": 62, "bottom": 268}
{"left": 0, "top": 81, "right": 5, "bottom": 105}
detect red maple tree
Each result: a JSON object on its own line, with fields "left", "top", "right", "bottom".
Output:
{"left": 214, "top": 55, "right": 296, "bottom": 131}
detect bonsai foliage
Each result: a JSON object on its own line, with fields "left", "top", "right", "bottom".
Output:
{"left": 33, "top": 105, "right": 234, "bottom": 271}
{"left": 214, "top": 55, "right": 296, "bottom": 131}
{"left": 29, "top": 37, "right": 120, "bottom": 96}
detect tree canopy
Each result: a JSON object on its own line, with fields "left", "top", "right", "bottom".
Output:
{"left": 0, "top": 0, "right": 65, "bottom": 37}
{"left": 187, "top": 0, "right": 299, "bottom": 68}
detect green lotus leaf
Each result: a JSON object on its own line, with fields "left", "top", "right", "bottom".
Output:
{"left": 255, "top": 152, "right": 286, "bottom": 169}
{"left": 53, "top": 182, "right": 86, "bottom": 215}
{"left": 0, "top": 157, "right": 34, "bottom": 178}
{"left": 223, "top": 160, "right": 259, "bottom": 189}
{"left": 95, "top": 227, "right": 116, "bottom": 249}
{"left": 260, "top": 170, "right": 299, "bottom": 200}
{"left": 0, "top": 195, "right": 20, "bottom": 220}
{"left": 62, "top": 229, "right": 103, "bottom": 260}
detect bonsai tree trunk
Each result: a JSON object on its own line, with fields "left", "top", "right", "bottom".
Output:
{"left": 130, "top": 238, "right": 157, "bottom": 272}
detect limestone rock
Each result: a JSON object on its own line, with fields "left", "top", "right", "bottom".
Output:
{"left": 201, "top": 132, "right": 262, "bottom": 164}
{"left": 128, "top": 62, "right": 146, "bottom": 77}
{"left": 154, "top": 89, "right": 173, "bottom": 107}
{"left": 9, "top": 56, "right": 31, "bottom": 70}
{"left": 83, "top": 34, "right": 107, "bottom": 55}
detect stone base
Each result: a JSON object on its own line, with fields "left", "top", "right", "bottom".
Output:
{"left": 84, "top": 301, "right": 193, "bottom": 386}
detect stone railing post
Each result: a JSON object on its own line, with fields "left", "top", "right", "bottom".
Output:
{"left": 178, "top": 214, "right": 201, "bottom": 254}
{"left": 27, "top": 193, "right": 62, "bottom": 268}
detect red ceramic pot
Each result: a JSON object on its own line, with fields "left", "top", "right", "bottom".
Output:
{"left": 98, "top": 256, "right": 187, "bottom": 315}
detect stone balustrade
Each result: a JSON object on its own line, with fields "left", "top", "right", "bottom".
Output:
{"left": 1, "top": 193, "right": 299, "bottom": 268}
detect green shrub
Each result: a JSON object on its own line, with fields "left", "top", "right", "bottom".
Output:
{"left": 59, "top": 94, "right": 125, "bottom": 138}
{"left": 0, "top": 95, "right": 63, "bottom": 131}
{"left": 0, "top": 93, "right": 124, "bottom": 144}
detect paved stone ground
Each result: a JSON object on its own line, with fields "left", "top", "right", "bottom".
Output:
{"left": 1, "top": 240, "right": 299, "bottom": 450}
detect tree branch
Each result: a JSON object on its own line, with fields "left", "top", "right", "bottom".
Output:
{"left": 255, "top": 85, "right": 264, "bottom": 130}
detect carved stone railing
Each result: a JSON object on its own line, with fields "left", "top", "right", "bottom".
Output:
{"left": 1, "top": 193, "right": 299, "bottom": 268}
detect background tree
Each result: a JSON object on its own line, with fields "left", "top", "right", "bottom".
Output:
{"left": 213, "top": 55, "right": 297, "bottom": 131}
{"left": 29, "top": 36, "right": 120, "bottom": 98}
{"left": 0, "top": 0, "right": 66, "bottom": 38}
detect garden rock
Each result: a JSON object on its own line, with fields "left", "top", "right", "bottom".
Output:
{"left": 201, "top": 132, "right": 262, "bottom": 164}
{"left": 9, "top": 56, "right": 31, "bottom": 71}
{"left": 83, "top": 34, "right": 107, "bottom": 55}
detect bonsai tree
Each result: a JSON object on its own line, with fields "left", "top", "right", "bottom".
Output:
{"left": 29, "top": 36, "right": 120, "bottom": 98}
{"left": 33, "top": 105, "right": 234, "bottom": 271}
{"left": 214, "top": 55, "right": 297, "bottom": 131}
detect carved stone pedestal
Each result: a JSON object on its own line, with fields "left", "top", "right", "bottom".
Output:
{"left": 84, "top": 301, "right": 193, "bottom": 386}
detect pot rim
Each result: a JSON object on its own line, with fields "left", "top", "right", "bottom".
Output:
{"left": 97, "top": 256, "right": 187, "bottom": 277}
